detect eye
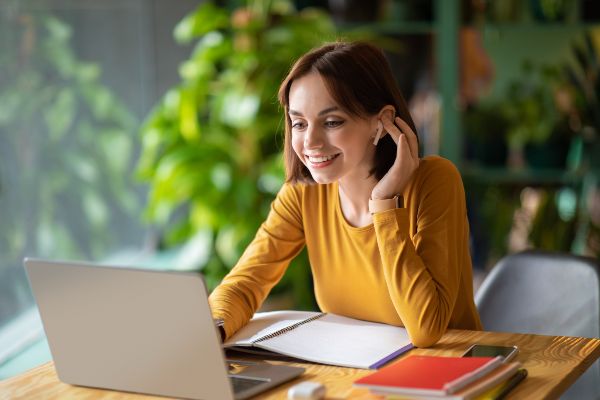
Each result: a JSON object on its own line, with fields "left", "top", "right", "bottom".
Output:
{"left": 324, "top": 119, "right": 344, "bottom": 128}
{"left": 291, "top": 120, "right": 306, "bottom": 130}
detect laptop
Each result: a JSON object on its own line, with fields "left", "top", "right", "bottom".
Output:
{"left": 24, "top": 258, "right": 304, "bottom": 399}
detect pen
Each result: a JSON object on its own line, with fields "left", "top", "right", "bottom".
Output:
{"left": 493, "top": 369, "right": 528, "bottom": 400}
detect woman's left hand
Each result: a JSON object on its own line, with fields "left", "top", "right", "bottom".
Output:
{"left": 371, "top": 116, "right": 420, "bottom": 200}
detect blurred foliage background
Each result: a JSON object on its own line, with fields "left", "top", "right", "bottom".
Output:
{"left": 463, "top": 28, "right": 600, "bottom": 267}
{"left": 0, "top": 9, "right": 142, "bottom": 324}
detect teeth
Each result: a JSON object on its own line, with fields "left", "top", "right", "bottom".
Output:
{"left": 307, "top": 154, "right": 337, "bottom": 163}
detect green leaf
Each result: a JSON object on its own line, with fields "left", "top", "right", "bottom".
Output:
{"left": 87, "top": 86, "right": 115, "bottom": 120}
{"left": 83, "top": 189, "right": 109, "bottom": 228}
{"left": 98, "top": 129, "right": 132, "bottom": 173}
{"left": 219, "top": 90, "right": 260, "bottom": 128}
{"left": 76, "top": 63, "right": 101, "bottom": 83}
{"left": 163, "top": 89, "right": 181, "bottom": 118}
{"left": 0, "top": 91, "right": 23, "bottom": 126}
{"left": 65, "top": 152, "right": 98, "bottom": 184}
{"left": 44, "top": 16, "right": 72, "bottom": 42}
{"left": 211, "top": 163, "right": 232, "bottom": 192}
{"left": 215, "top": 224, "right": 243, "bottom": 268}
{"left": 179, "top": 87, "right": 200, "bottom": 140}
{"left": 44, "top": 88, "right": 76, "bottom": 141}
{"left": 174, "top": 3, "right": 229, "bottom": 44}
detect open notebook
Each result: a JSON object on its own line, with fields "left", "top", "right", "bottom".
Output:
{"left": 223, "top": 311, "right": 414, "bottom": 369}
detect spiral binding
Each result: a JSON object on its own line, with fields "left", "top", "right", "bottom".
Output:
{"left": 252, "top": 313, "right": 326, "bottom": 344}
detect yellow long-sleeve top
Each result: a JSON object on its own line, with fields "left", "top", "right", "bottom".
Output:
{"left": 209, "top": 156, "right": 482, "bottom": 347}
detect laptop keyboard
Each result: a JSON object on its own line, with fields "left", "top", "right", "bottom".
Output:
{"left": 229, "top": 376, "right": 269, "bottom": 393}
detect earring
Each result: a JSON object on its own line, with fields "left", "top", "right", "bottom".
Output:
{"left": 373, "top": 121, "right": 383, "bottom": 146}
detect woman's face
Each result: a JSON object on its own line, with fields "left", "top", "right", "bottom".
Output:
{"left": 288, "top": 72, "right": 377, "bottom": 184}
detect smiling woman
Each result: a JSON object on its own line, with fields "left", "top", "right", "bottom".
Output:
{"left": 209, "top": 41, "right": 483, "bottom": 348}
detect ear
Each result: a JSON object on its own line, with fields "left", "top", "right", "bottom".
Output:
{"left": 377, "top": 105, "right": 396, "bottom": 125}
{"left": 372, "top": 105, "right": 396, "bottom": 146}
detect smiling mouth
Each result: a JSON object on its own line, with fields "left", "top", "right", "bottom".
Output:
{"left": 305, "top": 153, "right": 340, "bottom": 164}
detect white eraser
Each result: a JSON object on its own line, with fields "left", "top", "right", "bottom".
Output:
{"left": 287, "top": 381, "right": 326, "bottom": 400}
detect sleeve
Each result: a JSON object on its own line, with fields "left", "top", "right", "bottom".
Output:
{"left": 372, "top": 160, "right": 468, "bottom": 347}
{"left": 208, "top": 183, "right": 305, "bottom": 340}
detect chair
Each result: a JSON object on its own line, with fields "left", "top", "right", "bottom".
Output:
{"left": 475, "top": 250, "right": 600, "bottom": 400}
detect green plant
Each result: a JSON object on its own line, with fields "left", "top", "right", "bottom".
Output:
{"left": 528, "top": 187, "right": 579, "bottom": 251}
{"left": 565, "top": 31, "right": 600, "bottom": 167}
{"left": 0, "top": 11, "right": 139, "bottom": 258}
{"left": 136, "top": 0, "right": 341, "bottom": 308}
{"left": 0, "top": 8, "right": 140, "bottom": 321}
{"left": 501, "top": 62, "right": 564, "bottom": 151}
{"left": 560, "top": 31, "right": 600, "bottom": 259}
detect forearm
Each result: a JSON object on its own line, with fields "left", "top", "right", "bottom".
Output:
{"left": 209, "top": 229, "right": 305, "bottom": 339}
{"left": 209, "top": 183, "right": 306, "bottom": 340}
{"left": 373, "top": 208, "right": 459, "bottom": 348}
{"left": 209, "top": 273, "right": 276, "bottom": 340}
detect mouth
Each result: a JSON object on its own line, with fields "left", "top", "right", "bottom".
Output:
{"left": 305, "top": 153, "right": 340, "bottom": 168}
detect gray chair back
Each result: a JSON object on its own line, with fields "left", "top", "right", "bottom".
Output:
{"left": 475, "top": 250, "right": 600, "bottom": 400}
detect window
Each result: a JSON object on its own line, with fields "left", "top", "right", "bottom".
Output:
{"left": 0, "top": 0, "right": 197, "bottom": 377}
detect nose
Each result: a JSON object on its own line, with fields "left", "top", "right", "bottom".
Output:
{"left": 304, "top": 124, "right": 324, "bottom": 150}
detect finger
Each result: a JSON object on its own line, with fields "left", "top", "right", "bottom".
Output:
{"left": 399, "top": 133, "right": 411, "bottom": 160}
{"left": 395, "top": 117, "right": 419, "bottom": 158}
{"left": 381, "top": 118, "right": 401, "bottom": 145}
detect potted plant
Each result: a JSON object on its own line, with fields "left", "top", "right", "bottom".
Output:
{"left": 136, "top": 0, "right": 340, "bottom": 309}
{"left": 500, "top": 62, "right": 573, "bottom": 169}
{"left": 564, "top": 31, "right": 600, "bottom": 170}
{"left": 559, "top": 31, "right": 600, "bottom": 258}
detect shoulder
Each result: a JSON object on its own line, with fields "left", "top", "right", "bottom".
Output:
{"left": 270, "top": 182, "right": 306, "bottom": 225}
{"left": 274, "top": 182, "right": 334, "bottom": 224}
{"left": 410, "top": 156, "right": 466, "bottom": 209}
{"left": 276, "top": 182, "right": 303, "bottom": 206}
{"left": 416, "top": 156, "right": 463, "bottom": 187}
{"left": 276, "top": 182, "right": 336, "bottom": 215}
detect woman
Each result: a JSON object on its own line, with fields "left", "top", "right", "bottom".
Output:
{"left": 209, "top": 41, "right": 482, "bottom": 347}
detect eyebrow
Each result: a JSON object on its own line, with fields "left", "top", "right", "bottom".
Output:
{"left": 288, "top": 106, "right": 340, "bottom": 117}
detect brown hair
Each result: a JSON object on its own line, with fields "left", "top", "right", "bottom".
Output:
{"left": 278, "top": 41, "right": 418, "bottom": 183}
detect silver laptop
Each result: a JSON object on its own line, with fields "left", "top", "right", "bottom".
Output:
{"left": 24, "top": 258, "right": 304, "bottom": 399}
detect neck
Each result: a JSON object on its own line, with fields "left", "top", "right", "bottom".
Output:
{"left": 338, "top": 170, "right": 377, "bottom": 219}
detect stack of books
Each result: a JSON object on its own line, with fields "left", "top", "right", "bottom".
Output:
{"left": 354, "top": 355, "right": 527, "bottom": 400}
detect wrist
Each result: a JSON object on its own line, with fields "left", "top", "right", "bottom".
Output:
{"left": 371, "top": 189, "right": 398, "bottom": 200}
{"left": 368, "top": 195, "right": 403, "bottom": 214}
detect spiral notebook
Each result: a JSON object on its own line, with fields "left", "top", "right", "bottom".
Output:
{"left": 223, "top": 311, "right": 414, "bottom": 369}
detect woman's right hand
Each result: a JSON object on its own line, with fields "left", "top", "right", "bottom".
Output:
{"left": 371, "top": 116, "right": 420, "bottom": 201}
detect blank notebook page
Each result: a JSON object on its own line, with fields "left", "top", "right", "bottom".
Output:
{"left": 256, "top": 314, "right": 412, "bottom": 369}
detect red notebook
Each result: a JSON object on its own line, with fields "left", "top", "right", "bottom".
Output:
{"left": 354, "top": 355, "right": 503, "bottom": 397}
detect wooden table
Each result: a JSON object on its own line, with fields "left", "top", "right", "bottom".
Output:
{"left": 1, "top": 329, "right": 599, "bottom": 400}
